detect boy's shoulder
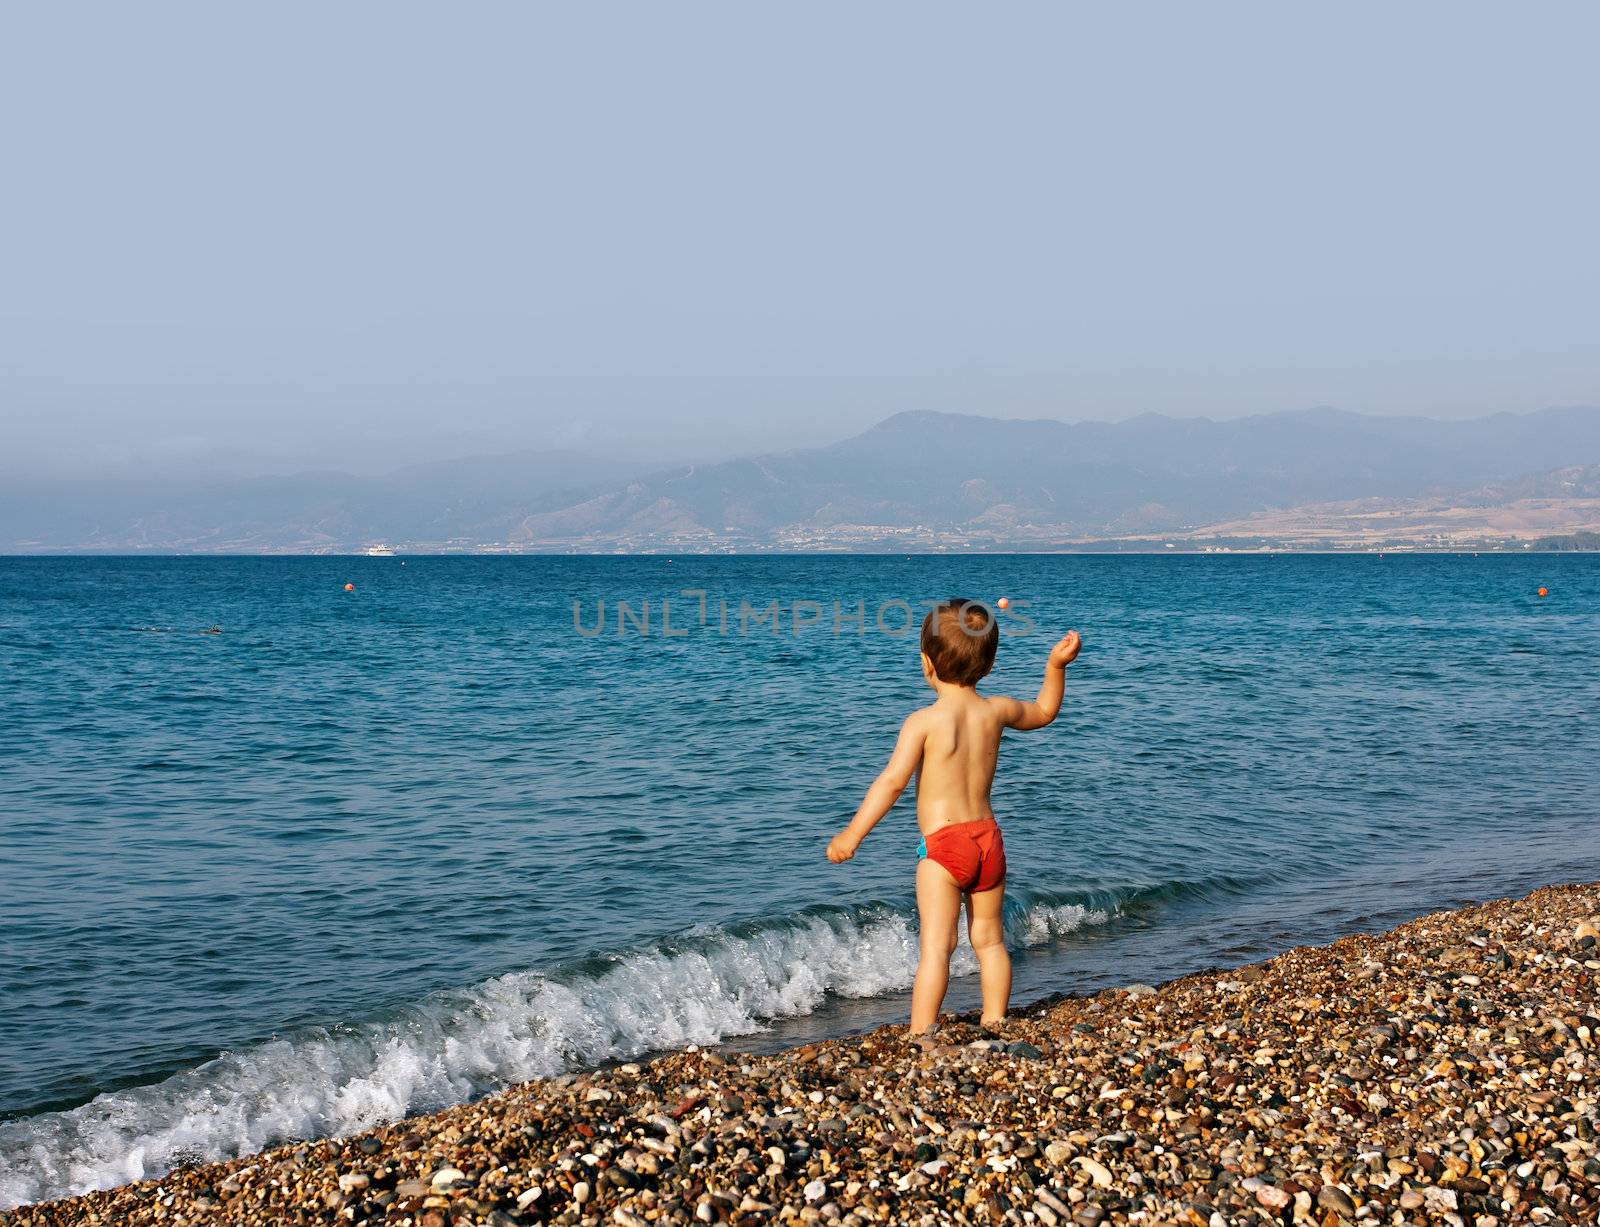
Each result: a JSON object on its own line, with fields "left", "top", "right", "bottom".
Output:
{"left": 981, "top": 691, "right": 1025, "bottom": 720}
{"left": 909, "top": 693, "right": 1012, "bottom": 723}
{"left": 901, "top": 703, "right": 945, "bottom": 731}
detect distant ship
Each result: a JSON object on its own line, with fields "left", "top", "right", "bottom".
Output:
{"left": 364, "top": 544, "right": 396, "bottom": 557}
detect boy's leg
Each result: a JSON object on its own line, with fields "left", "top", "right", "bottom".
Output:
{"left": 965, "top": 881, "right": 1011, "bottom": 1026}
{"left": 909, "top": 858, "right": 962, "bottom": 1034}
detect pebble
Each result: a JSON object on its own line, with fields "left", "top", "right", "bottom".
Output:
{"left": 1255, "top": 1183, "right": 1290, "bottom": 1210}
{"left": 1045, "top": 1139, "right": 1075, "bottom": 1165}
{"left": 1074, "top": 1156, "right": 1113, "bottom": 1188}
{"left": 1425, "top": 1186, "right": 1459, "bottom": 1213}
{"left": 1317, "top": 1184, "right": 1356, "bottom": 1217}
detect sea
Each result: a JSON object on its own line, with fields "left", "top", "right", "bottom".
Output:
{"left": 2, "top": 553, "right": 1596, "bottom": 1207}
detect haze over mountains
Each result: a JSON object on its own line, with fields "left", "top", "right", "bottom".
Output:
{"left": 7, "top": 407, "right": 1600, "bottom": 552}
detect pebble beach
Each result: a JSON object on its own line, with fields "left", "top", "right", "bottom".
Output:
{"left": 8, "top": 883, "right": 1598, "bottom": 1227}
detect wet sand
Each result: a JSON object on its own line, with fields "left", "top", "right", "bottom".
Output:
{"left": 7, "top": 882, "right": 1598, "bottom": 1226}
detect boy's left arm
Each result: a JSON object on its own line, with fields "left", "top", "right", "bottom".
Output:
{"left": 827, "top": 713, "right": 926, "bottom": 863}
{"left": 990, "top": 631, "right": 1081, "bottom": 731}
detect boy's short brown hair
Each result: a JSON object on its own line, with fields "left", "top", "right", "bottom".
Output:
{"left": 920, "top": 598, "right": 999, "bottom": 686}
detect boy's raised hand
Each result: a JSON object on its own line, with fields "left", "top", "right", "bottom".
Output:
{"left": 826, "top": 831, "right": 858, "bottom": 863}
{"left": 1048, "top": 630, "right": 1082, "bottom": 669}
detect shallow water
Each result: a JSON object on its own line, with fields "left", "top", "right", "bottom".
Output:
{"left": 2, "top": 553, "right": 1596, "bottom": 1206}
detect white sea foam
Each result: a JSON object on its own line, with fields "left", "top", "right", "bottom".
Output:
{"left": 1019, "top": 901, "right": 1112, "bottom": 946}
{"left": 0, "top": 898, "right": 1111, "bottom": 1209}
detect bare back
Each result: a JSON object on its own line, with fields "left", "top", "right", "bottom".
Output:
{"left": 825, "top": 628, "right": 1077, "bottom": 867}
{"left": 910, "top": 691, "right": 1009, "bottom": 835}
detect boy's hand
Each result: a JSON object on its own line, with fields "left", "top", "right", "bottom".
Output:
{"left": 1048, "top": 630, "right": 1082, "bottom": 669}
{"left": 826, "top": 832, "right": 858, "bottom": 863}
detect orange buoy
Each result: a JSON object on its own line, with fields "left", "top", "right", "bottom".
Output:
{"left": 344, "top": 582, "right": 355, "bottom": 592}
{"left": 996, "top": 596, "right": 1010, "bottom": 610}
{"left": 1537, "top": 586, "right": 1549, "bottom": 598}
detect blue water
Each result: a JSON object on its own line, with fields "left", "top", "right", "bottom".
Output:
{"left": 2, "top": 554, "right": 1597, "bottom": 1206}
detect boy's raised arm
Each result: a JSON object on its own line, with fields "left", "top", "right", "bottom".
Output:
{"left": 827, "top": 712, "right": 927, "bottom": 862}
{"left": 991, "top": 630, "right": 1081, "bottom": 731}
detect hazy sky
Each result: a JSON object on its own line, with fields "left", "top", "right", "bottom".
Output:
{"left": 3, "top": 2, "right": 1598, "bottom": 477}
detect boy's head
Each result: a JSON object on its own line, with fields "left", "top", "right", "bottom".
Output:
{"left": 920, "top": 598, "right": 998, "bottom": 687}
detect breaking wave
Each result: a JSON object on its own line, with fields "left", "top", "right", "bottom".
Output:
{"left": 0, "top": 885, "right": 1151, "bottom": 1208}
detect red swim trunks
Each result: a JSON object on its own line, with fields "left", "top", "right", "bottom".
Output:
{"left": 919, "top": 817, "right": 1007, "bottom": 892}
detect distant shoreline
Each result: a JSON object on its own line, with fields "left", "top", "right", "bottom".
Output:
{"left": 2, "top": 547, "right": 1598, "bottom": 558}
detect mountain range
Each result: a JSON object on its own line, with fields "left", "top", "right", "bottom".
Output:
{"left": 6, "top": 406, "right": 1600, "bottom": 552}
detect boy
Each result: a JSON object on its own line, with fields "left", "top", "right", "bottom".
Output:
{"left": 826, "top": 599, "right": 1081, "bottom": 1033}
